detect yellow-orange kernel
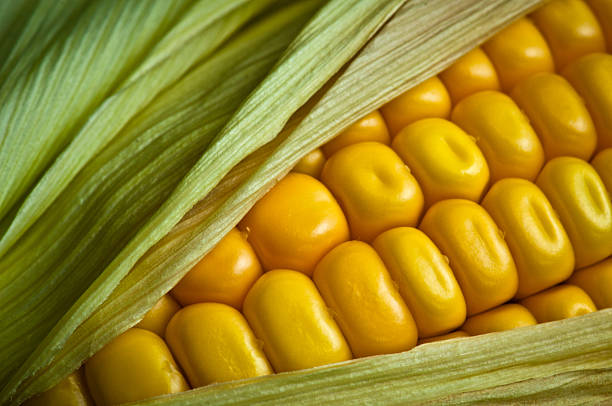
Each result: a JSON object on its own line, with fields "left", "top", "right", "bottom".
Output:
{"left": 420, "top": 199, "right": 518, "bottom": 316}
{"left": 240, "top": 173, "right": 349, "bottom": 276}
{"left": 373, "top": 227, "right": 466, "bottom": 338}
{"left": 521, "top": 284, "right": 597, "bottom": 322}
{"left": 452, "top": 91, "right": 544, "bottom": 182}
{"left": 172, "top": 228, "right": 262, "bottom": 308}
{"left": 568, "top": 257, "right": 612, "bottom": 309}
{"left": 563, "top": 53, "right": 612, "bottom": 151}
{"left": 461, "top": 304, "right": 537, "bottom": 336}
{"left": 439, "top": 47, "right": 500, "bottom": 103}
{"left": 481, "top": 178, "right": 575, "bottom": 298}
{"left": 536, "top": 157, "right": 612, "bottom": 268}
{"left": 482, "top": 18, "right": 554, "bottom": 91}
{"left": 292, "top": 148, "right": 326, "bottom": 178}
{"left": 322, "top": 110, "right": 390, "bottom": 157}
{"left": 392, "top": 118, "right": 489, "bottom": 207}
{"left": 511, "top": 73, "right": 597, "bottom": 161}
{"left": 313, "top": 241, "right": 417, "bottom": 357}
{"left": 243, "top": 270, "right": 352, "bottom": 372}
{"left": 531, "top": 0, "right": 605, "bottom": 69}
{"left": 380, "top": 76, "right": 451, "bottom": 136}
{"left": 321, "top": 142, "right": 424, "bottom": 242}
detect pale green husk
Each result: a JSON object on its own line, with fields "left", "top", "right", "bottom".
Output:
{"left": 0, "top": 0, "right": 273, "bottom": 258}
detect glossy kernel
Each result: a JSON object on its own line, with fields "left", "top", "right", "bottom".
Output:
{"left": 461, "top": 304, "right": 537, "bottom": 336}
{"left": 392, "top": 118, "right": 490, "bottom": 207}
{"left": 587, "top": 0, "right": 612, "bottom": 49}
{"left": 373, "top": 227, "right": 466, "bottom": 338}
{"left": 241, "top": 173, "right": 349, "bottom": 276}
{"left": 568, "top": 257, "right": 612, "bottom": 308}
{"left": 520, "top": 284, "right": 597, "bottom": 322}
{"left": 418, "top": 331, "right": 470, "bottom": 345}
{"left": 321, "top": 142, "right": 424, "bottom": 242}
{"left": 313, "top": 241, "right": 417, "bottom": 357}
{"left": 439, "top": 47, "right": 500, "bottom": 103}
{"left": 243, "top": 270, "right": 352, "bottom": 372}
{"left": 511, "top": 73, "right": 597, "bottom": 161}
{"left": 85, "top": 328, "right": 188, "bottom": 406}
{"left": 322, "top": 110, "right": 390, "bottom": 157}
{"left": 451, "top": 91, "right": 544, "bottom": 182}
{"left": 24, "top": 371, "right": 93, "bottom": 406}
{"left": 380, "top": 76, "right": 451, "bottom": 136}
{"left": 563, "top": 53, "right": 612, "bottom": 151}
{"left": 482, "top": 18, "right": 555, "bottom": 91}
{"left": 481, "top": 179, "right": 575, "bottom": 298}
{"left": 592, "top": 148, "right": 612, "bottom": 193}
{"left": 532, "top": 0, "right": 605, "bottom": 70}
{"left": 165, "top": 303, "right": 272, "bottom": 387}
{"left": 135, "top": 294, "right": 180, "bottom": 338}
{"left": 292, "top": 148, "right": 326, "bottom": 178}
{"left": 419, "top": 199, "right": 518, "bottom": 316}
{"left": 172, "top": 228, "right": 263, "bottom": 308}
{"left": 536, "top": 157, "right": 612, "bottom": 268}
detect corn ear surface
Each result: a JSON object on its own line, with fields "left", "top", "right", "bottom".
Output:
{"left": 3, "top": 0, "right": 548, "bottom": 405}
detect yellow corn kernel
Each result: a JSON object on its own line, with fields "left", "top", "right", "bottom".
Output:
{"left": 321, "top": 142, "right": 424, "bottom": 242}
{"left": 451, "top": 91, "right": 544, "bottom": 182}
{"left": 372, "top": 227, "right": 466, "bottom": 338}
{"left": 568, "top": 257, "right": 612, "bottom": 308}
{"left": 482, "top": 18, "right": 555, "bottom": 91}
{"left": 380, "top": 76, "right": 451, "bottom": 136}
{"left": 24, "top": 371, "right": 93, "bottom": 406}
{"left": 592, "top": 148, "right": 612, "bottom": 193}
{"left": 531, "top": 0, "right": 606, "bottom": 69}
{"left": 461, "top": 304, "right": 537, "bottom": 336}
{"left": 587, "top": 0, "right": 612, "bottom": 49}
{"left": 511, "top": 73, "right": 597, "bottom": 161}
{"left": 135, "top": 294, "right": 180, "bottom": 338}
{"left": 536, "top": 157, "right": 612, "bottom": 268}
{"left": 292, "top": 148, "right": 326, "bottom": 178}
{"left": 481, "top": 179, "right": 575, "bottom": 298}
{"left": 420, "top": 199, "right": 518, "bottom": 316}
{"left": 85, "top": 328, "right": 188, "bottom": 406}
{"left": 171, "top": 228, "right": 262, "bottom": 308}
{"left": 165, "top": 303, "right": 272, "bottom": 387}
{"left": 322, "top": 111, "right": 390, "bottom": 157}
{"left": 418, "top": 331, "right": 470, "bottom": 345}
{"left": 392, "top": 118, "right": 490, "bottom": 207}
{"left": 313, "top": 241, "right": 417, "bottom": 357}
{"left": 240, "top": 173, "right": 349, "bottom": 276}
{"left": 563, "top": 53, "right": 612, "bottom": 151}
{"left": 439, "top": 47, "right": 501, "bottom": 103}
{"left": 520, "top": 284, "right": 597, "bottom": 322}
{"left": 243, "top": 270, "right": 352, "bottom": 372}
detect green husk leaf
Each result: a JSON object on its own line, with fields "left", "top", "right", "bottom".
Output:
{"left": 0, "top": 0, "right": 273, "bottom": 257}
{"left": 127, "top": 310, "right": 612, "bottom": 405}
{"left": 0, "top": 0, "right": 89, "bottom": 81}
{"left": 0, "top": 1, "right": 326, "bottom": 403}
{"left": 0, "top": 0, "right": 191, "bottom": 224}
{"left": 6, "top": 0, "right": 548, "bottom": 404}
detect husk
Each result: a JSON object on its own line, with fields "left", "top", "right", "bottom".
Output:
{"left": 4, "top": 0, "right": 554, "bottom": 405}
{"left": 0, "top": 0, "right": 274, "bottom": 257}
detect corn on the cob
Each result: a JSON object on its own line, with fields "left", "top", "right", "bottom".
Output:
{"left": 20, "top": 0, "right": 612, "bottom": 404}
{"left": 568, "top": 257, "right": 612, "bottom": 308}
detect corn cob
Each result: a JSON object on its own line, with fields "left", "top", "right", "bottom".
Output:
{"left": 19, "top": 0, "right": 612, "bottom": 405}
